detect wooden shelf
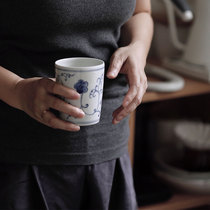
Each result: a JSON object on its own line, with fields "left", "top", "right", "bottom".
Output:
{"left": 128, "top": 70, "right": 210, "bottom": 209}
{"left": 129, "top": 72, "right": 210, "bottom": 163}
{"left": 142, "top": 76, "right": 210, "bottom": 103}
{"left": 139, "top": 194, "right": 210, "bottom": 210}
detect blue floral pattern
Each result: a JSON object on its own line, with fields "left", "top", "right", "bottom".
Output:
{"left": 56, "top": 69, "right": 104, "bottom": 125}
{"left": 74, "top": 80, "right": 88, "bottom": 94}
{"left": 56, "top": 73, "right": 75, "bottom": 84}
{"left": 79, "top": 73, "right": 104, "bottom": 117}
{"left": 61, "top": 73, "right": 75, "bottom": 81}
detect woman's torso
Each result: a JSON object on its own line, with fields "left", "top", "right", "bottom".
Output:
{"left": 0, "top": 0, "right": 136, "bottom": 165}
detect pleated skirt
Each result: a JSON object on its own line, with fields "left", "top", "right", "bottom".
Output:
{"left": 0, "top": 153, "right": 137, "bottom": 210}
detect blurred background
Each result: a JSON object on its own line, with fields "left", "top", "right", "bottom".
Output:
{"left": 132, "top": 0, "right": 210, "bottom": 209}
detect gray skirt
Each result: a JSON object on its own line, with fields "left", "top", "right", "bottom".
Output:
{"left": 0, "top": 152, "right": 137, "bottom": 210}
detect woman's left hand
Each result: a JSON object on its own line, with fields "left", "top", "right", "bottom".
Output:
{"left": 107, "top": 43, "right": 148, "bottom": 124}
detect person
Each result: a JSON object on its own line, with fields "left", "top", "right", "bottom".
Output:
{"left": 0, "top": 0, "right": 153, "bottom": 209}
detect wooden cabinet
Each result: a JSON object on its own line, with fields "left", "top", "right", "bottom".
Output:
{"left": 128, "top": 73, "right": 210, "bottom": 209}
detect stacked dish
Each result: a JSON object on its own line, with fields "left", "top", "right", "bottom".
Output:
{"left": 153, "top": 121, "right": 210, "bottom": 194}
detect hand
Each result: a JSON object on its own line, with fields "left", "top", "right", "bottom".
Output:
{"left": 107, "top": 43, "right": 148, "bottom": 124}
{"left": 15, "top": 77, "right": 85, "bottom": 131}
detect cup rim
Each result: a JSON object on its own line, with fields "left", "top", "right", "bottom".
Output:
{"left": 55, "top": 57, "right": 104, "bottom": 71}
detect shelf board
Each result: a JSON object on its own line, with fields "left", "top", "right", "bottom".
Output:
{"left": 142, "top": 76, "right": 210, "bottom": 103}
{"left": 139, "top": 194, "right": 210, "bottom": 210}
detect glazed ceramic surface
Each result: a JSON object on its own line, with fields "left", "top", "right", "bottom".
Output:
{"left": 55, "top": 57, "right": 104, "bottom": 126}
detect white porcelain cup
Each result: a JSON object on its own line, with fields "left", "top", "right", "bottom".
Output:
{"left": 55, "top": 57, "right": 105, "bottom": 126}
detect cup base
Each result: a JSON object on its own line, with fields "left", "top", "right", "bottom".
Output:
{"left": 77, "top": 120, "right": 100, "bottom": 126}
{"left": 60, "top": 112, "right": 100, "bottom": 126}
{"left": 62, "top": 117, "right": 100, "bottom": 126}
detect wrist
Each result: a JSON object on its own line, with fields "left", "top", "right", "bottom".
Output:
{"left": 13, "top": 78, "right": 25, "bottom": 111}
{"left": 128, "top": 42, "right": 147, "bottom": 65}
{"left": 0, "top": 66, "right": 25, "bottom": 110}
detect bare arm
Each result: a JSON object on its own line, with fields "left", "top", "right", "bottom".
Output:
{"left": 120, "top": 0, "right": 153, "bottom": 62}
{"left": 107, "top": 0, "right": 154, "bottom": 124}
{"left": 0, "top": 66, "right": 23, "bottom": 110}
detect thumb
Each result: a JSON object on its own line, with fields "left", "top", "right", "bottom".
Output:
{"left": 106, "top": 52, "right": 126, "bottom": 79}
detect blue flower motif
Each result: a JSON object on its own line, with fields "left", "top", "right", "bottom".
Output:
{"left": 74, "top": 79, "right": 88, "bottom": 94}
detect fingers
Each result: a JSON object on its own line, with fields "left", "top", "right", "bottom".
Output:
{"left": 112, "top": 90, "right": 142, "bottom": 125}
{"left": 37, "top": 98, "right": 84, "bottom": 131}
{"left": 40, "top": 110, "right": 80, "bottom": 132}
{"left": 46, "top": 95, "right": 85, "bottom": 119}
{"left": 36, "top": 78, "right": 84, "bottom": 131}
{"left": 122, "top": 84, "right": 138, "bottom": 108}
{"left": 107, "top": 43, "right": 149, "bottom": 124}
{"left": 16, "top": 77, "right": 83, "bottom": 132}
{"left": 112, "top": 74, "right": 147, "bottom": 124}
{"left": 41, "top": 78, "right": 80, "bottom": 100}
{"left": 37, "top": 95, "right": 84, "bottom": 132}
{"left": 106, "top": 48, "right": 127, "bottom": 79}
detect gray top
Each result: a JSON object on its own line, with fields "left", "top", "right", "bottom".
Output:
{"left": 0, "top": 0, "right": 136, "bottom": 165}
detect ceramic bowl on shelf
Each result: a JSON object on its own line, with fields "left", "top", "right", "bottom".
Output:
{"left": 153, "top": 148, "right": 210, "bottom": 194}
{"left": 175, "top": 121, "right": 210, "bottom": 150}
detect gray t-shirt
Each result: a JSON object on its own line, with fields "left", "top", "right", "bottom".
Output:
{"left": 0, "top": 0, "right": 136, "bottom": 165}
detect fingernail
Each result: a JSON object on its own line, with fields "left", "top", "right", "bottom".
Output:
{"left": 74, "top": 125, "right": 80, "bottom": 131}
{"left": 113, "top": 119, "right": 120, "bottom": 124}
{"left": 75, "top": 92, "right": 80, "bottom": 98}
{"left": 78, "top": 110, "right": 85, "bottom": 117}
{"left": 70, "top": 124, "right": 80, "bottom": 131}
{"left": 109, "top": 69, "right": 117, "bottom": 77}
{"left": 111, "top": 72, "right": 116, "bottom": 77}
{"left": 116, "top": 115, "right": 123, "bottom": 122}
{"left": 124, "top": 101, "right": 129, "bottom": 107}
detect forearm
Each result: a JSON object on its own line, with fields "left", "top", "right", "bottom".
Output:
{"left": 120, "top": 11, "right": 153, "bottom": 63}
{"left": 0, "top": 66, "right": 23, "bottom": 110}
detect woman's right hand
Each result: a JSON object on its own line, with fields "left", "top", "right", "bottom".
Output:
{"left": 15, "top": 77, "right": 84, "bottom": 131}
